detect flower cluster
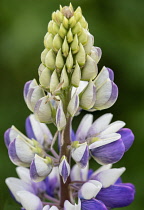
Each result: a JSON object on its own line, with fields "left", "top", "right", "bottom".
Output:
{"left": 4, "top": 3, "right": 135, "bottom": 210}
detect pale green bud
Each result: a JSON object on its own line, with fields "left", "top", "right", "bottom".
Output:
{"left": 69, "top": 16, "right": 76, "bottom": 28}
{"left": 66, "top": 49, "right": 73, "bottom": 71}
{"left": 81, "top": 55, "right": 98, "bottom": 81}
{"left": 79, "top": 28, "right": 88, "bottom": 45}
{"left": 74, "top": 6, "right": 82, "bottom": 14}
{"left": 48, "top": 20, "right": 53, "bottom": 33}
{"left": 80, "top": 81, "right": 96, "bottom": 110}
{"left": 71, "top": 34, "right": 79, "bottom": 54}
{"left": 53, "top": 34, "right": 62, "bottom": 52}
{"left": 52, "top": 22, "right": 59, "bottom": 34}
{"left": 59, "top": 23, "right": 67, "bottom": 38}
{"left": 63, "top": 16, "right": 69, "bottom": 29}
{"left": 75, "top": 43, "right": 86, "bottom": 66}
{"left": 60, "top": 66, "right": 69, "bottom": 89}
{"left": 79, "top": 16, "right": 88, "bottom": 29}
{"left": 52, "top": 11, "right": 57, "bottom": 21}
{"left": 67, "top": 91, "right": 79, "bottom": 116}
{"left": 56, "top": 49, "right": 64, "bottom": 70}
{"left": 45, "top": 49, "right": 56, "bottom": 70}
{"left": 39, "top": 67, "right": 51, "bottom": 89}
{"left": 62, "top": 37, "right": 69, "bottom": 57}
{"left": 72, "top": 22, "right": 82, "bottom": 35}
{"left": 44, "top": 33, "right": 54, "bottom": 50}
{"left": 38, "top": 63, "right": 45, "bottom": 76}
{"left": 50, "top": 70, "right": 59, "bottom": 93}
{"left": 84, "top": 32, "right": 94, "bottom": 54}
{"left": 74, "top": 11, "right": 82, "bottom": 22}
{"left": 41, "top": 49, "right": 48, "bottom": 64}
{"left": 71, "top": 62, "right": 81, "bottom": 87}
{"left": 67, "top": 28, "right": 73, "bottom": 43}
{"left": 56, "top": 10, "right": 64, "bottom": 24}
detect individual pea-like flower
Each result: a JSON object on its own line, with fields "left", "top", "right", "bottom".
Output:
{"left": 71, "top": 113, "right": 134, "bottom": 165}
{"left": 71, "top": 164, "right": 135, "bottom": 209}
{"left": 59, "top": 155, "right": 70, "bottom": 183}
{"left": 4, "top": 114, "right": 54, "bottom": 167}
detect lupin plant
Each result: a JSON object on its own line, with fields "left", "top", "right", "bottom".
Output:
{"left": 4, "top": 3, "right": 135, "bottom": 210}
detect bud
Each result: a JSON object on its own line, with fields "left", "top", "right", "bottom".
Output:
{"left": 79, "top": 16, "right": 88, "bottom": 29}
{"left": 62, "top": 37, "right": 69, "bottom": 57}
{"left": 53, "top": 34, "right": 62, "bottom": 52}
{"left": 81, "top": 55, "right": 98, "bottom": 81}
{"left": 50, "top": 70, "right": 60, "bottom": 93}
{"left": 39, "top": 67, "right": 51, "bottom": 89}
{"left": 41, "top": 48, "right": 48, "bottom": 64}
{"left": 75, "top": 43, "right": 86, "bottom": 66}
{"left": 60, "top": 66, "right": 69, "bottom": 89}
{"left": 80, "top": 81, "right": 96, "bottom": 110}
{"left": 84, "top": 32, "right": 94, "bottom": 54}
{"left": 90, "top": 47, "right": 102, "bottom": 64}
{"left": 52, "top": 22, "right": 59, "bottom": 34}
{"left": 56, "top": 101, "right": 66, "bottom": 131}
{"left": 44, "top": 33, "right": 54, "bottom": 50}
{"left": 59, "top": 155, "right": 70, "bottom": 183}
{"left": 30, "top": 154, "right": 53, "bottom": 182}
{"left": 56, "top": 49, "right": 64, "bottom": 70}
{"left": 71, "top": 34, "right": 79, "bottom": 53}
{"left": 38, "top": 63, "right": 45, "bottom": 76}
{"left": 78, "top": 28, "right": 88, "bottom": 45}
{"left": 45, "top": 49, "right": 56, "bottom": 70}
{"left": 48, "top": 20, "right": 54, "bottom": 33}
{"left": 71, "top": 141, "right": 89, "bottom": 168}
{"left": 67, "top": 91, "right": 79, "bottom": 116}
{"left": 78, "top": 180, "right": 102, "bottom": 200}
{"left": 63, "top": 16, "right": 69, "bottom": 29}
{"left": 66, "top": 49, "right": 73, "bottom": 71}
{"left": 58, "top": 23, "right": 67, "bottom": 38}
{"left": 69, "top": 16, "right": 76, "bottom": 28}
{"left": 71, "top": 62, "right": 81, "bottom": 87}
{"left": 72, "top": 22, "right": 82, "bottom": 35}
{"left": 34, "top": 96, "right": 53, "bottom": 123}
{"left": 67, "top": 28, "right": 73, "bottom": 43}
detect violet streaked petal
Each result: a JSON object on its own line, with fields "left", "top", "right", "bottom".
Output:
{"left": 56, "top": 101, "right": 66, "bottom": 131}
{"left": 17, "top": 191, "right": 43, "bottom": 210}
{"left": 8, "top": 136, "right": 35, "bottom": 167}
{"left": 30, "top": 155, "right": 53, "bottom": 182}
{"left": 23, "top": 79, "right": 38, "bottom": 103}
{"left": 5, "top": 178, "right": 35, "bottom": 202}
{"left": 67, "top": 91, "right": 79, "bottom": 117}
{"left": 96, "top": 183, "right": 135, "bottom": 208}
{"left": 59, "top": 156, "right": 70, "bottom": 183}
{"left": 87, "top": 113, "right": 113, "bottom": 137}
{"left": 75, "top": 114, "right": 93, "bottom": 143}
{"left": 118, "top": 128, "right": 134, "bottom": 152}
{"left": 90, "top": 139, "right": 125, "bottom": 165}
{"left": 81, "top": 198, "right": 108, "bottom": 210}
{"left": 4, "top": 128, "right": 11, "bottom": 148}
{"left": 34, "top": 96, "right": 53, "bottom": 124}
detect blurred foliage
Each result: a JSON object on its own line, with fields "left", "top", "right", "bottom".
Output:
{"left": 0, "top": 0, "right": 144, "bottom": 209}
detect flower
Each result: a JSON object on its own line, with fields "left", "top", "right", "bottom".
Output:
{"left": 71, "top": 113, "right": 134, "bottom": 165}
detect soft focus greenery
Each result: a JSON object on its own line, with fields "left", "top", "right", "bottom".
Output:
{"left": 0, "top": 0, "right": 143, "bottom": 209}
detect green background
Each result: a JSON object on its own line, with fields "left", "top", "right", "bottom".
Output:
{"left": 0, "top": 0, "right": 144, "bottom": 209}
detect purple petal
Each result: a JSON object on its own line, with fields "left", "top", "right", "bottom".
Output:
{"left": 30, "top": 159, "right": 38, "bottom": 181}
{"left": 25, "top": 116, "right": 36, "bottom": 140}
{"left": 107, "top": 68, "right": 114, "bottom": 81}
{"left": 118, "top": 128, "right": 134, "bottom": 152}
{"left": 96, "top": 183, "right": 135, "bottom": 208}
{"left": 8, "top": 139, "right": 21, "bottom": 165}
{"left": 115, "top": 177, "right": 122, "bottom": 184}
{"left": 90, "top": 139, "right": 125, "bottom": 165}
{"left": 62, "top": 161, "right": 69, "bottom": 183}
{"left": 79, "top": 146, "right": 89, "bottom": 168}
{"left": 4, "top": 128, "right": 11, "bottom": 148}
{"left": 23, "top": 80, "right": 32, "bottom": 101}
{"left": 103, "top": 82, "right": 118, "bottom": 109}
{"left": 81, "top": 198, "right": 107, "bottom": 210}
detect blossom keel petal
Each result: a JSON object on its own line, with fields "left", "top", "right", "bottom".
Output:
{"left": 118, "top": 128, "right": 134, "bottom": 152}
{"left": 96, "top": 183, "right": 135, "bottom": 208}
{"left": 81, "top": 198, "right": 108, "bottom": 210}
{"left": 90, "top": 139, "right": 125, "bottom": 165}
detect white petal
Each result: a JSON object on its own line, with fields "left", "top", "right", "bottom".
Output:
{"left": 49, "top": 207, "right": 59, "bottom": 210}
{"left": 5, "top": 178, "right": 34, "bottom": 202}
{"left": 71, "top": 164, "right": 81, "bottom": 181}
{"left": 100, "top": 121, "right": 126, "bottom": 135}
{"left": 75, "top": 114, "right": 93, "bottom": 142}
{"left": 43, "top": 205, "right": 50, "bottom": 210}
{"left": 72, "top": 81, "right": 88, "bottom": 97}
{"left": 80, "top": 180, "right": 102, "bottom": 199}
{"left": 89, "top": 133, "right": 121, "bottom": 149}
{"left": 16, "top": 167, "right": 31, "bottom": 184}
{"left": 72, "top": 143, "right": 87, "bottom": 162}
{"left": 91, "top": 164, "right": 112, "bottom": 178}
{"left": 87, "top": 113, "right": 113, "bottom": 137}
{"left": 96, "top": 167, "right": 126, "bottom": 188}
{"left": 17, "top": 191, "right": 43, "bottom": 210}
{"left": 64, "top": 199, "right": 81, "bottom": 210}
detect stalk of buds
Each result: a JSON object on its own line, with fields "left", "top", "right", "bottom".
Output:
{"left": 4, "top": 3, "right": 135, "bottom": 210}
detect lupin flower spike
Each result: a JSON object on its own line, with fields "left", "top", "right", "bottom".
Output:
{"left": 4, "top": 3, "right": 135, "bottom": 210}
